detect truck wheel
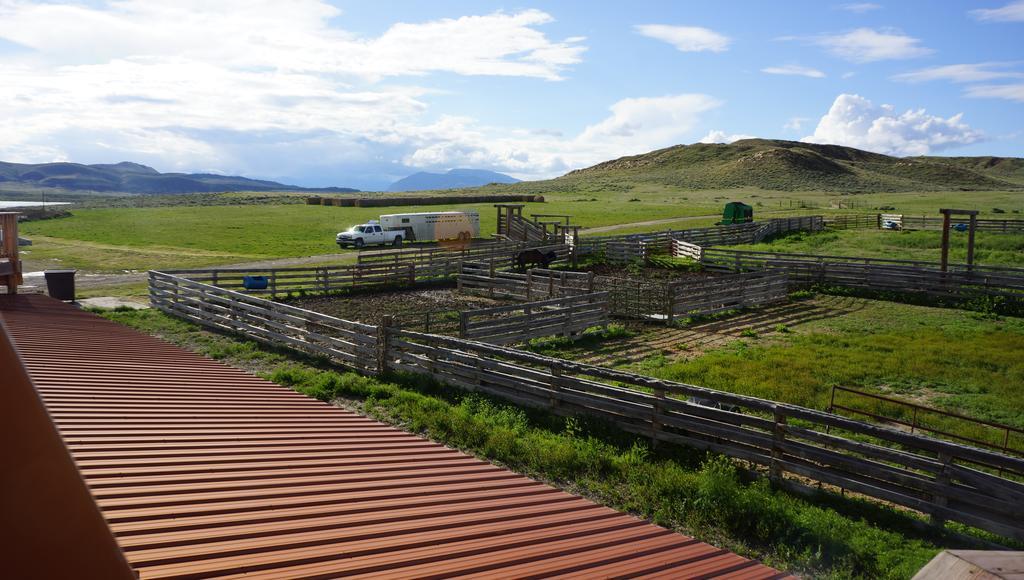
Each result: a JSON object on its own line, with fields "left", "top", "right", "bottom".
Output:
{"left": 392, "top": 236, "right": 403, "bottom": 247}
{"left": 355, "top": 238, "right": 364, "bottom": 249}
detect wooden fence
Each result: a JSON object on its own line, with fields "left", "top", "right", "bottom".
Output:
{"left": 592, "top": 275, "right": 670, "bottom": 320}
{"left": 825, "top": 214, "right": 881, "bottom": 230}
{"left": 700, "top": 248, "right": 1024, "bottom": 304}
{"left": 458, "top": 292, "right": 610, "bottom": 345}
{"left": 457, "top": 263, "right": 594, "bottom": 300}
{"left": 824, "top": 213, "right": 1024, "bottom": 233}
{"left": 163, "top": 262, "right": 416, "bottom": 298}
{"left": 592, "top": 217, "right": 823, "bottom": 262}
{"left": 149, "top": 269, "right": 1024, "bottom": 540}
{"left": 672, "top": 239, "right": 704, "bottom": 261}
{"left": 581, "top": 222, "right": 763, "bottom": 258}
{"left": 899, "top": 215, "right": 1024, "bottom": 233}
{"left": 385, "top": 329, "right": 1024, "bottom": 541}
{"left": 149, "top": 271, "right": 379, "bottom": 374}
{"left": 358, "top": 241, "right": 570, "bottom": 278}
{"left": 666, "top": 271, "right": 789, "bottom": 324}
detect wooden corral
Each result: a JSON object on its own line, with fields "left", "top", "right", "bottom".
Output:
{"left": 458, "top": 292, "right": 610, "bottom": 345}
{"left": 147, "top": 269, "right": 1024, "bottom": 541}
{"left": 666, "top": 271, "right": 789, "bottom": 324}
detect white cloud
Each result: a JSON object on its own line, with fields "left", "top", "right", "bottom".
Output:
{"left": 699, "top": 130, "right": 756, "bottom": 144}
{"left": 965, "top": 84, "right": 1024, "bottom": 102}
{"left": 784, "top": 117, "right": 812, "bottom": 131}
{"left": 761, "top": 64, "right": 826, "bottom": 78}
{"left": 839, "top": 3, "right": 882, "bottom": 13}
{"left": 802, "top": 94, "right": 983, "bottom": 156}
{"left": 634, "top": 24, "right": 731, "bottom": 53}
{"left": 0, "top": 3, "right": 585, "bottom": 81}
{"left": 403, "top": 94, "right": 724, "bottom": 175}
{"left": 893, "top": 62, "right": 1024, "bottom": 83}
{"left": 811, "top": 28, "right": 932, "bottom": 62}
{"left": 0, "top": 1, "right": 598, "bottom": 187}
{"left": 970, "top": 1, "right": 1024, "bottom": 22}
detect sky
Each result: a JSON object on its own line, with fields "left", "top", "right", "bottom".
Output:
{"left": 0, "top": 1, "right": 1022, "bottom": 190}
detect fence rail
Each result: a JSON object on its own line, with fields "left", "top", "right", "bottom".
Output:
{"left": 359, "top": 242, "right": 570, "bottom": 278}
{"left": 666, "top": 271, "right": 789, "bottom": 324}
{"left": 459, "top": 292, "right": 610, "bottom": 345}
{"left": 149, "top": 269, "right": 1024, "bottom": 541}
{"left": 591, "top": 217, "right": 823, "bottom": 262}
{"left": 457, "top": 263, "right": 594, "bottom": 300}
{"left": 163, "top": 262, "right": 415, "bottom": 298}
{"left": 672, "top": 239, "right": 704, "bottom": 261}
{"left": 899, "top": 215, "right": 1024, "bottom": 233}
{"left": 700, "top": 248, "right": 1024, "bottom": 305}
{"left": 829, "top": 386, "right": 1024, "bottom": 466}
{"left": 824, "top": 213, "right": 1024, "bottom": 233}
{"left": 825, "top": 214, "right": 881, "bottom": 230}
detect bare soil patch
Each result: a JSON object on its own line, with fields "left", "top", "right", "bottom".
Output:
{"left": 287, "top": 283, "right": 514, "bottom": 330}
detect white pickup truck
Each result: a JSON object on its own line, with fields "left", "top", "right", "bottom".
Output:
{"left": 335, "top": 220, "right": 404, "bottom": 249}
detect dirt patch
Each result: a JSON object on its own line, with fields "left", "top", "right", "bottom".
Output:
{"left": 287, "top": 284, "right": 515, "bottom": 331}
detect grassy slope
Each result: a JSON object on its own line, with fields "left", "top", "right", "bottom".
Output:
{"left": 733, "top": 229, "right": 1024, "bottom": 267}
{"left": 100, "top": 307, "right": 1017, "bottom": 579}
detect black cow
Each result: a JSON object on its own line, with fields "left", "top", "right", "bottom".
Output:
{"left": 515, "top": 249, "right": 557, "bottom": 271}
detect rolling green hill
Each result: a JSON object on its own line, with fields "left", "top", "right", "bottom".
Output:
{"left": 552, "top": 139, "right": 1024, "bottom": 193}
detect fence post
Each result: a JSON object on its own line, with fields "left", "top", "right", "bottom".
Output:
{"left": 526, "top": 270, "right": 533, "bottom": 301}
{"left": 666, "top": 284, "right": 675, "bottom": 326}
{"left": 211, "top": 270, "right": 219, "bottom": 288}
{"left": 550, "top": 365, "right": 562, "bottom": 409}
{"left": 587, "top": 271, "right": 596, "bottom": 293}
{"left": 930, "top": 452, "right": 952, "bottom": 528}
{"left": 651, "top": 387, "right": 665, "bottom": 447}
{"left": 376, "top": 315, "right": 393, "bottom": 375}
{"left": 270, "top": 270, "right": 278, "bottom": 299}
{"left": 770, "top": 406, "right": 786, "bottom": 484}
{"left": 459, "top": 312, "right": 468, "bottom": 339}
{"left": 489, "top": 260, "right": 496, "bottom": 299}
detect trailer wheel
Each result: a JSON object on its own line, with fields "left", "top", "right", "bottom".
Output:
{"left": 392, "top": 236, "right": 403, "bottom": 247}
{"left": 354, "top": 238, "right": 364, "bottom": 249}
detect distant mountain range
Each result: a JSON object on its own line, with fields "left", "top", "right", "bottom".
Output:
{"left": 388, "top": 168, "right": 519, "bottom": 192}
{"left": 0, "top": 161, "right": 359, "bottom": 194}
{"left": 559, "top": 139, "right": 1024, "bottom": 192}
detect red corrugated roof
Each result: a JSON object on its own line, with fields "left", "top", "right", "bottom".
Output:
{"left": 2, "top": 294, "right": 788, "bottom": 579}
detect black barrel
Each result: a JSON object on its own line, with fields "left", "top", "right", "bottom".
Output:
{"left": 44, "top": 269, "right": 77, "bottom": 301}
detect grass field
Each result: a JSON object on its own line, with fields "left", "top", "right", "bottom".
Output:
{"left": 99, "top": 306, "right": 1020, "bottom": 579}
{"left": 528, "top": 295, "right": 1024, "bottom": 454}
{"left": 16, "top": 186, "right": 1023, "bottom": 273}
{"left": 736, "top": 228, "right": 1024, "bottom": 268}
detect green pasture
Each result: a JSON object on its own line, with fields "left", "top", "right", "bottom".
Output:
{"left": 735, "top": 228, "right": 1024, "bottom": 267}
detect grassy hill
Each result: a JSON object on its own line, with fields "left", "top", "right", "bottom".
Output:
{"left": 552, "top": 139, "right": 1024, "bottom": 193}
